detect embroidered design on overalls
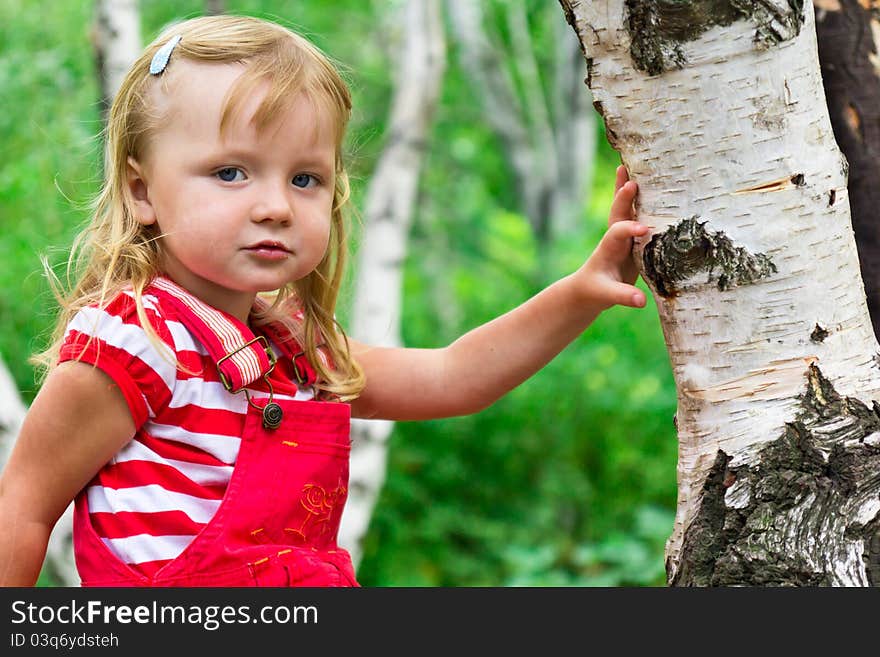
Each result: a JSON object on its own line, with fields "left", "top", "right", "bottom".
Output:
{"left": 285, "top": 484, "right": 347, "bottom": 543}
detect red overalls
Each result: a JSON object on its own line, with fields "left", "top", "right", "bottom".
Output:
{"left": 73, "top": 278, "right": 359, "bottom": 587}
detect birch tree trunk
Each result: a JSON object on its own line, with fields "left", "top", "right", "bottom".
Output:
{"left": 552, "top": 8, "right": 598, "bottom": 237}
{"left": 205, "top": 0, "right": 226, "bottom": 15}
{"left": 92, "top": 0, "right": 141, "bottom": 116}
{"left": 560, "top": 0, "right": 880, "bottom": 586}
{"left": 0, "top": 357, "right": 25, "bottom": 482}
{"left": 448, "top": 0, "right": 595, "bottom": 241}
{"left": 339, "top": 0, "right": 446, "bottom": 567}
{"left": 815, "top": 0, "right": 880, "bottom": 340}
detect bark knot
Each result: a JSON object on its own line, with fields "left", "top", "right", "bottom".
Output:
{"left": 673, "top": 364, "right": 880, "bottom": 586}
{"left": 625, "top": 0, "right": 806, "bottom": 75}
{"left": 642, "top": 216, "right": 777, "bottom": 297}
{"left": 810, "top": 324, "right": 829, "bottom": 342}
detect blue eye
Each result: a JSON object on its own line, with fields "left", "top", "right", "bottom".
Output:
{"left": 292, "top": 174, "right": 315, "bottom": 188}
{"left": 216, "top": 167, "right": 244, "bottom": 182}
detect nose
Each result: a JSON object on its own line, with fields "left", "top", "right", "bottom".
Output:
{"left": 251, "top": 181, "right": 293, "bottom": 225}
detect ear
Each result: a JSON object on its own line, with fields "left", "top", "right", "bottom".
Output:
{"left": 126, "top": 157, "right": 157, "bottom": 226}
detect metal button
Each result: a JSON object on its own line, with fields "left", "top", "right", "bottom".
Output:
{"left": 262, "top": 402, "right": 283, "bottom": 430}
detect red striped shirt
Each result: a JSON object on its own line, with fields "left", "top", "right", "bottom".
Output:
{"left": 60, "top": 287, "right": 315, "bottom": 576}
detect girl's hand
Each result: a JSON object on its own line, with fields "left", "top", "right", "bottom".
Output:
{"left": 574, "top": 165, "right": 649, "bottom": 310}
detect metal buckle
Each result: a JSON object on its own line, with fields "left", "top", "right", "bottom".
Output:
{"left": 216, "top": 335, "right": 277, "bottom": 393}
{"left": 291, "top": 350, "right": 308, "bottom": 385}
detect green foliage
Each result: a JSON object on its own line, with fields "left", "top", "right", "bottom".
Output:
{"left": 0, "top": 0, "right": 677, "bottom": 587}
{"left": 0, "top": 0, "right": 103, "bottom": 399}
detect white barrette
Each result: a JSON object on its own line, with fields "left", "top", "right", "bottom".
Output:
{"left": 150, "top": 34, "right": 182, "bottom": 75}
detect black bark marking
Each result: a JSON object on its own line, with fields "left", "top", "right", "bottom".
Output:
{"left": 642, "top": 217, "right": 777, "bottom": 297}
{"left": 667, "top": 450, "right": 735, "bottom": 586}
{"left": 672, "top": 364, "right": 880, "bottom": 586}
{"left": 810, "top": 324, "right": 829, "bottom": 342}
{"left": 625, "top": 0, "right": 806, "bottom": 76}
{"left": 850, "top": 514, "right": 880, "bottom": 586}
{"left": 559, "top": 0, "right": 576, "bottom": 31}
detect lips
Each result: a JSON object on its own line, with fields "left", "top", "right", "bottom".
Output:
{"left": 245, "top": 241, "right": 291, "bottom": 253}
{"left": 243, "top": 241, "right": 292, "bottom": 260}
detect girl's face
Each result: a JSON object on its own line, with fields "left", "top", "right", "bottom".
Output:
{"left": 127, "top": 60, "right": 337, "bottom": 321}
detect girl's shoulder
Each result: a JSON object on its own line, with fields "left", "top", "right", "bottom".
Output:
{"left": 59, "top": 286, "right": 183, "bottom": 427}
{"left": 64, "top": 286, "right": 179, "bottom": 350}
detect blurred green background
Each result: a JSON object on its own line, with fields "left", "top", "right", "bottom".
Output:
{"left": 0, "top": 0, "right": 678, "bottom": 586}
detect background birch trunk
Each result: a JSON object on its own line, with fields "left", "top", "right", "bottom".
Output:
{"left": 552, "top": 8, "right": 598, "bottom": 238}
{"left": 339, "top": 0, "right": 446, "bottom": 567}
{"left": 815, "top": 0, "right": 880, "bottom": 339}
{"left": 205, "top": 0, "right": 226, "bottom": 15}
{"left": 447, "top": 0, "right": 596, "bottom": 243}
{"left": 0, "top": 358, "right": 25, "bottom": 483}
{"left": 92, "top": 0, "right": 141, "bottom": 117}
{"left": 560, "top": 0, "right": 880, "bottom": 585}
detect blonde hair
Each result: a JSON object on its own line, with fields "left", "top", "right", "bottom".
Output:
{"left": 35, "top": 14, "right": 365, "bottom": 400}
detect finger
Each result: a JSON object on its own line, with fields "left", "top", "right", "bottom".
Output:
{"left": 614, "top": 165, "right": 628, "bottom": 194}
{"left": 600, "top": 220, "right": 647, "bottom": 249}
{"left": 610, "top": 282, "right": 646, "bottom": 309}
{"left": 597, "top": 220, "right": 650, "bottom": 262}
{"left": 602, "top": 221, "right": 649, "bottom": 256}
{"left": 609, "top": 180, "right": 638, "bottom": 225}
{"left": 607, "top": 219, "right": 649, "bottom": 238}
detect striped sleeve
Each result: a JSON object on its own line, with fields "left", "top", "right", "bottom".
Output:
{"left": 59, "top": 292, "right": 177, "bottom": 428}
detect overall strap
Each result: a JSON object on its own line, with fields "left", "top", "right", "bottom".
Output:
{"left": 251, "top": 295, "right": 320, "bottom": 386}
{"left": 149, "top": 277, "right": 275, "bottom": 392}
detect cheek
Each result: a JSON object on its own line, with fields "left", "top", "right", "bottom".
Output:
{"left": 320, "top": 215, "right": 333, "bottom": 242}
{"left": 307, "top": 199, "right": 334, "bottom": 246}
{"left": 309, "top": 222, "right": 332, "bottom": 262}
{"left": 158, "top": 217, "right": 219, "bottom": 258}
{"left": 303, "top": 219, "right": 333, "bottom": 271}
{"left": 321, "top": 215, "right": 335, "bottom": 252}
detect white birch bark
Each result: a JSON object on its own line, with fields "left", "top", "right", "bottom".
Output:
{"left": 560, "top": 0, "right": 880, "bottom": 585}
{"left": 92, "top": 0, "right": 142, "bottom": 107}
{"left": 339, "top": 0, "right": 446, "bottom": 567}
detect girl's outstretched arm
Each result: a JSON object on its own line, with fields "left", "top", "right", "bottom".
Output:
{"left": 0, "top": 362, "right": 135, "bottom": 586}
{"left": 351, "top": 167, "right": 647, "bottom": 421}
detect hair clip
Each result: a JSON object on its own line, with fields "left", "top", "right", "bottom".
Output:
{"left": 149, "top": 34, "right": 182, "bottom": 75}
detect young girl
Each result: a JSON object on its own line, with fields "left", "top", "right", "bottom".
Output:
{"left": 0, "top": 15, "right": 646, "bottom": 587}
